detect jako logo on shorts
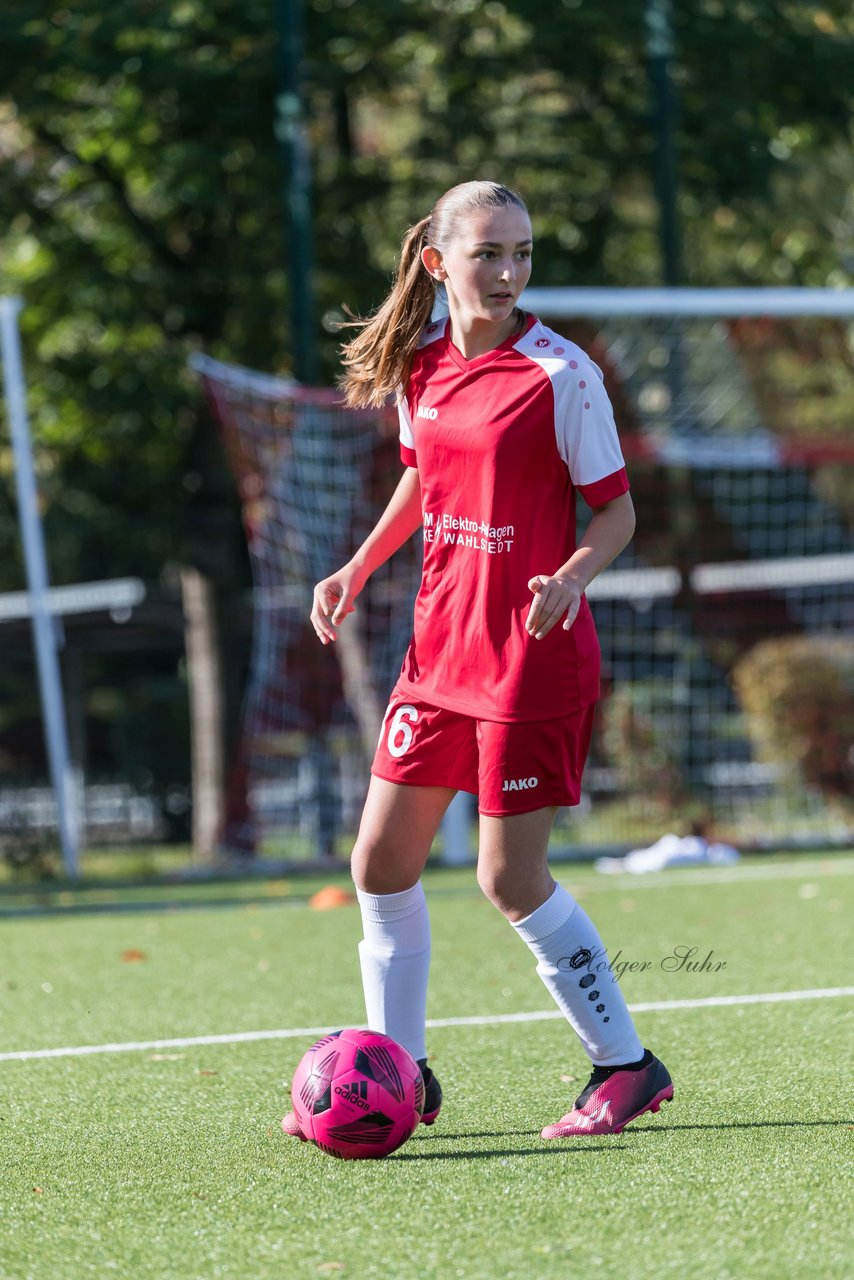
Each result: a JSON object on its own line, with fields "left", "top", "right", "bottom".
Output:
{"left": 416, "top": 405, "right": 438, "bottom": 420}
{"left": 502, "top": 777, "right": 539, "bottom": 792}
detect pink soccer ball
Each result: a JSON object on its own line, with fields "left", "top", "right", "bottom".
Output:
{"left": 290, "top": 1028, "right": 425, "bottom": 1159}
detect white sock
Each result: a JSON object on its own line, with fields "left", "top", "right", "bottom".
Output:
{"left": 356, "top": 883, "right": 431, "bottom": 1063}
{"left": 510, "top": 883, "right": 644, "bottom": 1066}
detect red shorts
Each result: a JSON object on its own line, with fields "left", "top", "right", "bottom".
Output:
{"left": 371, "top": 685, "right": 595, "bottom": 817}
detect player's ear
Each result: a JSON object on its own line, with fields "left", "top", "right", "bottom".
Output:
{"left": 421, "top": 245, "right": 446, "bottom": 280}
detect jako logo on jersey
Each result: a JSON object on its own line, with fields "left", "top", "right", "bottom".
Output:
{"left": 335, "top": 1081, "right": 370, "bottom": 1111}
{"left": 416, "top": 405, "right": 438, "bottom": 420}
{"left": 502, "top": 777, "right": 539, "bottom": 792}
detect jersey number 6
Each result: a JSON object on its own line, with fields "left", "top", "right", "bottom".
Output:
{"left": 381, "top": 703, "right": 419, "bottom": 758}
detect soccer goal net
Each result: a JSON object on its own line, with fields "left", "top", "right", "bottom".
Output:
{"left": 195, "top": 287, "right": 854, "bottom": 859}
{"left": 524, "top": 287, "right": 854, "bottom": 851}
{"left": 191, "top": 355, "right": 421, "bottom": 859}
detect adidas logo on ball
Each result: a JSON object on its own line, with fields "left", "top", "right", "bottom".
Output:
{"left": 335, "top": 1081, "right": 371, "bottom": 1111}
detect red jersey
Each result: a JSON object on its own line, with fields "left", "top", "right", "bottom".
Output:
{"left": 396, "top": 313, "right": 628, "bottom": 722}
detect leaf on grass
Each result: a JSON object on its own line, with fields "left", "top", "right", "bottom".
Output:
{"left": 121, "top": 949, "right": 148, "bottom": 963}
{"left": 150, "top": 1053, "right": 185, "bottom": 1062}
{"left": 32, "top": 1187, "right": 43, "bottom": 1195}
{"left": 197, "top": 1069, "right": 218, "bottom": 1077}
{"left": 317, "top": 1265, "right": 345, "bottom": 1274}
{"left": 264, "top": 880, "right": 291, "bottom": 897}
{"left": 560, "top": 1074, "right": 577, "bottom": 1084}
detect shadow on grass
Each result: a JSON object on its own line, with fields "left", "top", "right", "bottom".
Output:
{"left": 411, "top": 1118, "right": 853, "bottom": 1156}
{"left": 395, "top": 1130, "right": 628, "bottom": 1160}
{"left": 627, "top": 1119, "right": 852, "bottom": 1133}
{"left": 395, "top": 1144, "right": 624, "bottom": 1161}
{"left": 0, "top": 870, "right": 490, "bottom": 920}
{"left": 420, "top": 1131, "right": 536, "bottom": 1141}
{"left": 0, "top": 896, "right": 311, "bottom": 920}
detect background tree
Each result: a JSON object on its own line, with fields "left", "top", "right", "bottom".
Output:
{"left": 0, "top": 0, "right": 287, "bottom": 829}
{"left": 0, "top": 0, "right": 850, "bottom": 835}
{"left": 2, "top": 0, "right": 850, "bottom": 584}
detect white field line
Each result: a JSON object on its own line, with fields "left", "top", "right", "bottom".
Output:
{"left": 2, "top": 987, "right": 852, "bottom": 1064}
{"left": 559, "top": 858, "right": 854, "bottom": 891}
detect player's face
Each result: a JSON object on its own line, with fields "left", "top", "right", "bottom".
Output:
{"left": 427, "top": 205, "right": 533, "bottom": 328}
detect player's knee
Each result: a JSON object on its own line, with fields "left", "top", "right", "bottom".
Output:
{"left": 476, "top": 860, "right": 514, "bottom": 914}
{"left": 351, "top": 837, "right": 415, "bottom": 895}
{"left": 477, "top": 857, "right": 554, "bottom": 921}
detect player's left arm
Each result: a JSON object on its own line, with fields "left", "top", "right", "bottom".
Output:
{"left": 526, "top": 491, "right": 635, "bottom": 640}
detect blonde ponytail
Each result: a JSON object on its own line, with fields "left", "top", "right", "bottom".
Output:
{"left": 339, "top": 216, "right": 436, "bottom": 409}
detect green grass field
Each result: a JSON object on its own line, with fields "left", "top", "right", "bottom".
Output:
{"left": 2, "top": 853, "right": 852, "bottom": 1280}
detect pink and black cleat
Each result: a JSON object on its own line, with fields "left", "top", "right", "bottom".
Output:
{"left": 281, "top": 1062, "right": 442, "bottom": 1139}
{"left": 418, "top": 1064, "right": 442, "bottom": 1125}
{"left": 541, "top": 1049, "right": 673, "bottom": 1139}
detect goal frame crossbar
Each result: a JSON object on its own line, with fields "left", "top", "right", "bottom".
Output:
{"left": 520, "top": 286, "right": 854, "bottom": 318}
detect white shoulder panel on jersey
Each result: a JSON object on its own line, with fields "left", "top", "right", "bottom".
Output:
{"left": 515, "top": 318, "right": 625, "bottom": 486}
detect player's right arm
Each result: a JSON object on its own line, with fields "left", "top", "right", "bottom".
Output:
{"left": 310, "top": 466, "right": 422, "bottom": 645}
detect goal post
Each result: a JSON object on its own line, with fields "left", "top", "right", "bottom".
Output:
{"left": 0, "top": 296, "right": 81, "bottom": 876}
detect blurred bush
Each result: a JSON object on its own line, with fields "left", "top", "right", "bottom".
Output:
{"left": 731, "top": 635, "right": 854, "bottom": 799}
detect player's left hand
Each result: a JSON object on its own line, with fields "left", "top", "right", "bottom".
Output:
{"left": 526, "top": 574, "right": 583, "bottom": 639}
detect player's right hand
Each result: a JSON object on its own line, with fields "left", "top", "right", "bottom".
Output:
{"left": 310, "top": 566, "right": 363, "bottom": 644}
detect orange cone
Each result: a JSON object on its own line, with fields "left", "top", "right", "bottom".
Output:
{"left": 309, "top": 885, "right": 355, "bottom": 910}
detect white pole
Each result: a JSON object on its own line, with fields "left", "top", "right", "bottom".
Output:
{"left": 0, "top": 296, "right": 81, "bottom": 876}
{"left": 520, "top": 285, "right": 854, "bottom": 317}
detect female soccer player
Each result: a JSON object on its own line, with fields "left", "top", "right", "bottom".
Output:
{"left": 283, "top": 180, "right": 672, "bottom": 1139}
